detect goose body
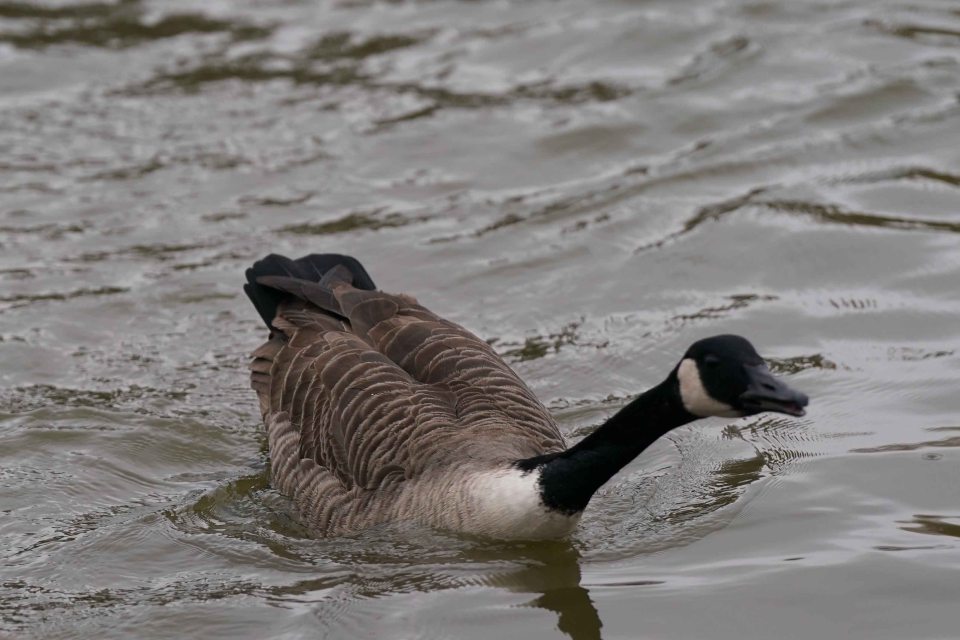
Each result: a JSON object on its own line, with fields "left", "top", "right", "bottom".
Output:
{"left": 244, "top": 253, "right": 808, "bottom": 539}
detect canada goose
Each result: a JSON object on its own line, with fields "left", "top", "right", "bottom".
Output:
{"left": 244, "top": 253, "right": 809, "bottom": 539}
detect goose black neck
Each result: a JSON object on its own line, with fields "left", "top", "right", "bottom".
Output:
{"left": 517, "top": 374, "right": 696, "bottom": 514}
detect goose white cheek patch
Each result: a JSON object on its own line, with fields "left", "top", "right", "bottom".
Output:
{"left": 677, "top": 358, "right": 737, "bottom": 417}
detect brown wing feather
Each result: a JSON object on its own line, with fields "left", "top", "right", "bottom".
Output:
{"left": 250, "top": 284, "right": 566, "bottom": 498}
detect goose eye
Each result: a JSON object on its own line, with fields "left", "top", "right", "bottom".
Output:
{"left": 703, "top": 354, "right": 720, "bottom": 367}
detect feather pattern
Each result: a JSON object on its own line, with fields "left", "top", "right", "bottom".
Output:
{"left": 246, "top": 254, "right": 570, "bottom": 537}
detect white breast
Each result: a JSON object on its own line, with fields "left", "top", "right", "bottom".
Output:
{"left": 462, "top": 468, "right": 581, "bottom": 539}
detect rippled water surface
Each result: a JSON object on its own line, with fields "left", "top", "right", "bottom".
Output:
{"left": 2, "top": 0, "right": 960, "bottom": 638}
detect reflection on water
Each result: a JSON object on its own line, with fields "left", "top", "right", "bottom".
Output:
{"left": 899, "top": 514, "right": 960, "bottom": 540}
{"left": 502, "top": 545, "right": 602, "bottom": 640}
{"left": 851, "top": 426, "right": 960, "bottom": 453}
{"left": 0, "top": 1, "right": 270, "bottom": 49}
{"left": 2, "top": 0, "right": 960, "bottom": 637}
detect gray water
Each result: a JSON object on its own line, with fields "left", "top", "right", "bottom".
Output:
{"left": 2, "top": 0, "right": 959, "bottom": 638}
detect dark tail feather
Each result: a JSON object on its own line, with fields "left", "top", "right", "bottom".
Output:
{"left": 244, "top": 253, "right": 376, "bottom": 330}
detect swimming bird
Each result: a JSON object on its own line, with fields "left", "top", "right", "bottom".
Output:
{"left": 244, "top": 253, "right": 809, "bottom": 539}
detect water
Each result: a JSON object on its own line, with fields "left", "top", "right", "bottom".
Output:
{"left": 1, "top": 0, "right": 959, "bottom": 637}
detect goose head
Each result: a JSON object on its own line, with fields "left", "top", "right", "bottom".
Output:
{"left": 674, "top": 334, "right": 808, "bottom": 418}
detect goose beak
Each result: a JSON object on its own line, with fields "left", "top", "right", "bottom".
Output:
{"left": 739, "top": 365, "right": 809, "bottom": 417}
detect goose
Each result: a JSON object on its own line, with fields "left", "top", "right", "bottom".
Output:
{"left": 244, "top": 253, "right": 809, "bottom": 539}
